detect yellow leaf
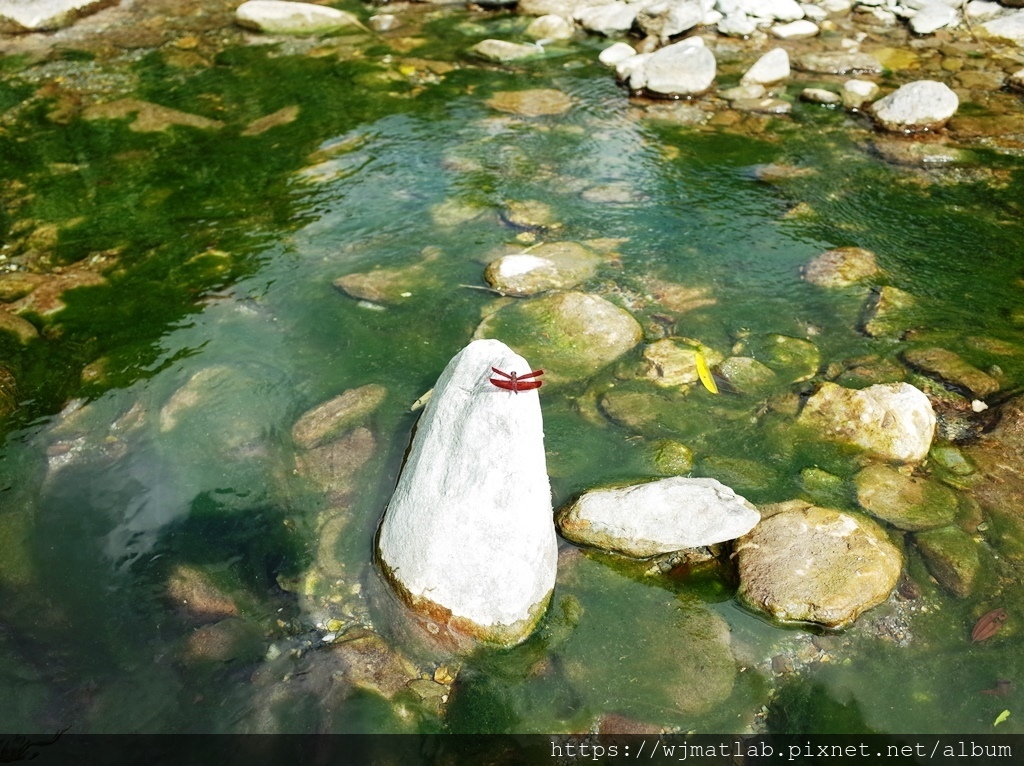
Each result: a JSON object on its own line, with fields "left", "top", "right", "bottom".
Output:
{"left": 695, "top": 350, "right": 719, "bottom": 395}
{"left": 994, "top": 710, "right": 1010, "bottom": 727}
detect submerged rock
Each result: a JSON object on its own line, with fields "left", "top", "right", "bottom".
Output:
{"left": 235, "top": 1, "right": 367, "bottom": 35}
{"left": 854, "top": 463, "right": 959, "bottom": 531}
{"left": 291, "top": 384, "right": 387, "bottom": 450}
{"left": 0, "top": 311, "right": 39, "bottom": 344}
{"left": 715, "top": 356, "right": 777, "bottom": 394}
{"left": 486, "top": 89, "right": 573, "bottom": 117}
{"left": 871, "top": 81, "right": 959, "bottom": 133}
{"left": 183, "top": 618, "right": 264, "bottom": 664}
{"left": 556, "top": 476, "right": 760, "bottom": 558}
{"left": 377, "top": 339, "right": 557, "bottom": 647}
{"left": 795, "top": 51, "right": 883, "bottom": 75}
{"left": 474, "top": 291, "right": 642, "bottom": 383}
{"left": 734, "top": 333, "right": 819, "bottom": 384}
{"left": 736, "top": 501, "right": 902, "bottom": 628}
{"left": 902, "top": 347, "right": 999, "bottom": 399}
{"left": 484, "top": 242, "right": 600, "bottom": 296}
{"left": 798, "top": 382, "right": 936, "bottom": 464}
{"left": 166, "top": 565, "right": 240, "bottom": 625}
{"left": 640, "top": 337, "right": 723, "bottom": 389}
{"left": 915, "top": 525, "right": 980, "bottom": 598}
{"left": 861, "top": 286, "right": 917, "bottom": 339}
{"left": 801, "top": 246, "right": 880, "bottom": 288}
{"left": 471, "top": 39, "right": 546, "bottom": 62}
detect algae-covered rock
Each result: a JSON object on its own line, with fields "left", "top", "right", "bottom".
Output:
{"left": 861, "top": 286, "right": 916, "bottom": 339}
{"left": 333, "top": 250, "right": 440, "bottom": 305}
{"left": 801, "top": 247, "right": 880, "bottom": 288}
{"left": 651, "top": 439, "right": 693, "bottom": 474}
{"left": 0, "top": 365, "right": 17, "bottom": 418}
{"left": 902, "top": 347, "right": 999, "bottom": 399}
{"left": 486, "top": 89, "right": 573, "bottom": 117}
{"left": 914, "top": 525, "right": 980, "bottom": 598}
{"left": 471, "top": 39, "right": 546, "bottom": 63}
{"left": 799, "top": 466, "right": 852, "bottom": 508}
{"left": 0, "top": 505, "right": 35, "bottom": 587}
{"left": 484, "top": 242, "right": 600, "bottom": 297}
{"left": 700, "top": 455, "right": 779, "bottom": 494}
{"left": 640, "top": 338, "right": 723, "bottom": 389}
{"left": 798, "top": 382, "right": 935, "bottom": 464}
{"left": 599, "top": 386, "right": 689, "bottom": 434}
{"left": 0, "top": 311, "right": 38, "bottom": 344}
{"left": 854, "top": 463, "right": 959, "bottom": 531}
{"left": 736, "top": 501, "right": 902, "bottom": 628}
{"left": 166, "top": 565, "right": 240, "bottom": 624}
{"left": 734, "top": 334, "right": 819, "bottom": 384}
{"left": 183, "top": 618, "right": 264, "bottom": 664}
{"left": 474, "top": 291, "right": 642, "bottom": 383}
{"left": 716, "top": 356, "right": 777, "bottom": 394}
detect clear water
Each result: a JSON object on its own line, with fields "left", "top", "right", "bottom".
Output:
{"left": 1, "top": 14, "right": 1023, "bottom": 734}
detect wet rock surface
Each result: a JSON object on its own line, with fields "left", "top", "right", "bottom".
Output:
{"left": 737, "top": 501, "right": 903, "bottom": 628}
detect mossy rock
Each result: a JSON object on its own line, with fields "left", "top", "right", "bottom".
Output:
{"left": 914, "top": 525, "right": 981, "bottom": 598}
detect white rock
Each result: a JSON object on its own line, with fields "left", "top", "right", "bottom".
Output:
{"left": 770, "top": 18, "right": 820, "bottom": 35}
{"left": 721, "top": 82, "right": 768, "bottom": 99}
{"left": 377, "top": 339, "right": 557, "bottom": 646}
{"left": 644, "top": 39, "right": 718, "bottom": 96}
{"left": 965, "top": 0, "right": 1003, "bottom": 20}
{"left": 871, "top": 80, "right": 958, "bottom": 131}
{"left": 235, "top": 0, "right": 366, "bottom": 34}
{"left": 600, "top": 41, "right": 638, "bottom": 67}
{"left": 801, "top": 87, "right": 841, "bottom": 104}
{"left": 860, "top": 5, "right": 898, "bottom": 23}
{"left": 1009, "top": 68, "right": 1024, "bottom": 93}
{"left": 617, "top": 52, "right": 653, "bottom": 89}
{"left": 798, "top": 382, "right": 936, "bottom": 464}
{"left": 0, "top": 0, "right": 109, "bottom": 31}
{"left": 908, "top": 2, "right": 957, "bottom": 33}
{"left": 718, "top": 11, "right": 758, "bottom": 33}
{"left": 820, "top": 0, "right": 852, "bottom": 12}
{"left": 703, "top": 8, "right": 725, "bottom": 23}
{"left": 800, "top": 2, "right": 829, "bottom": 19}
{"left": 742, "top": 47, "right": 790, "bottom": 84}
{"left": 842, "top": 77, "right": 879, "bottom": 108}
{"left": 574, "top": 1, "right": 638, "bottom": 34}
{"left": 717, "top": 0, "right": 740, "bottom": 13}
{"left": 736, "top": 0, "right": 805, "bottom": 21}
{"left": 637, "top": 0, "right": 705, "bottom": 39}
{"left": 980, "top": 10, "right": 1024, "bottom": 44}
{"left": 556, "top": 477, "right": 761, "bottom": 558}
{"left": 525, "top": 13, "right": 575, "bottom": 39}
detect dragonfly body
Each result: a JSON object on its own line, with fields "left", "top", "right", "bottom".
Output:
{"left": 489, "top": 366, "right": 544, "bottom": 394}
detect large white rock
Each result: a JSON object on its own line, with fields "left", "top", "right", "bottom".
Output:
{"left": 770, "top": 18, "right": 819, "bottom": 36}
{"left": 557, "top": 477, "right": 760, "bottom": 558}
{"left": 377, "top": 339, "right": 557, "bottom": 647}
{"left": 736, "top": 0, "right": 804, "bottom": 20}
{"left": 644, "top": 40, "right": 718, "bottom": 96}
{"left": 908, "top": 2, "right": 957, "bottom": 34}
{"left": 574, "top": 1, "right": 638, "bottom": 34}
{"left": 600, "top": 42, "right": 638, "bottom": 67}
{"left": 235, "top": 0, "right": 366, "bottom": 35}
{"left": 718, "top": 11, "right": 758, "bottom": 34}
{"left": 871, "top": 80, "right": 958, "bottom": 132}
{"left": 637, "top": 0, "right": 705, "bottom": 39}
{"left": 980, "top": 10, "right": 1024, "bottom": 44}
{"left": 0, "top": 0, "right": 113, "bottom": 31}
{"left": 741, "top": 47, "right": 790, "bottom": 84}
{"left": 798, "top": 382, "right": 936, "bottom": 464}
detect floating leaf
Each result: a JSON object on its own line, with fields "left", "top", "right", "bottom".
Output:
{"left": 994, "top": 710, "right": 1010, "bottom": 727}
{"left": 695, "top": 350, "right": 719, "bottom": 395}
{"left": 972, "top": 608, "right": 1008, "bottom": 642}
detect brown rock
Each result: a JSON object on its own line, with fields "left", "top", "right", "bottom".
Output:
{"left": 166, "top": 565, "right": 240, "bottom": 624}
{"left": 801, "top": 247, "right": 880, "bottom": 287}
{"left": 291, "top": 384, "right": 386, "bottom": 450}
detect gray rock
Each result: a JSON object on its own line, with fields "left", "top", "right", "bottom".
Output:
{"left": 718, "top": 11, "right": 757, "bottom": 34}
{"left": 798, "top": 382, "right": 936, "bottom": 464}
{"left": 796, "top": 51, "right": 883, "bottom": 74}
{"left": 737, "top": 501, "right": 902, "bottom": 628}
{"left": 716, "top": 356, "right": 778, "bottom": 393}
{"left": 235, "top": 1, "right": 367, "bottom": 35}
{"left": 741, "top": 47, "right": 790, "bottom": 84}
{"left": 801, "top": 246, "right": 880, "bottom": 287}
{"left": 557, "top": 476, "right": 760, "bottom": 558}
{"left": 871, "top": 80, "right": 958, "bottom": 132}
{"left": 854, "top": 463, "right": 960, "bottom": 531}
{"left": 377, "top": 339, "right": 557, "bottom": 647}
{"left": 645, "top": 40, "right": 718, "bottom": 97}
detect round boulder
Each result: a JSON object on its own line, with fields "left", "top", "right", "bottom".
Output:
{"left": 801, "top": 246, "right": 880, "bottom": 288}
{"left": 737, "top": 502, "right": 902, "bottom": 628}
{"left": 871, "top": 81, "right": 958, "bottom": 133}
{"left": 644, "top": 40, "right": 717, "bottom": 97}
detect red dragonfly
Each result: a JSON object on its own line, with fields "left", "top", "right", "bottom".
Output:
{"left": 489, "top": 366, "right": 544, "bottom": 394}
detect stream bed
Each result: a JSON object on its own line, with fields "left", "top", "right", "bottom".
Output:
{"left": 1, "top": 0, "right": 1024, "bottom": 735}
